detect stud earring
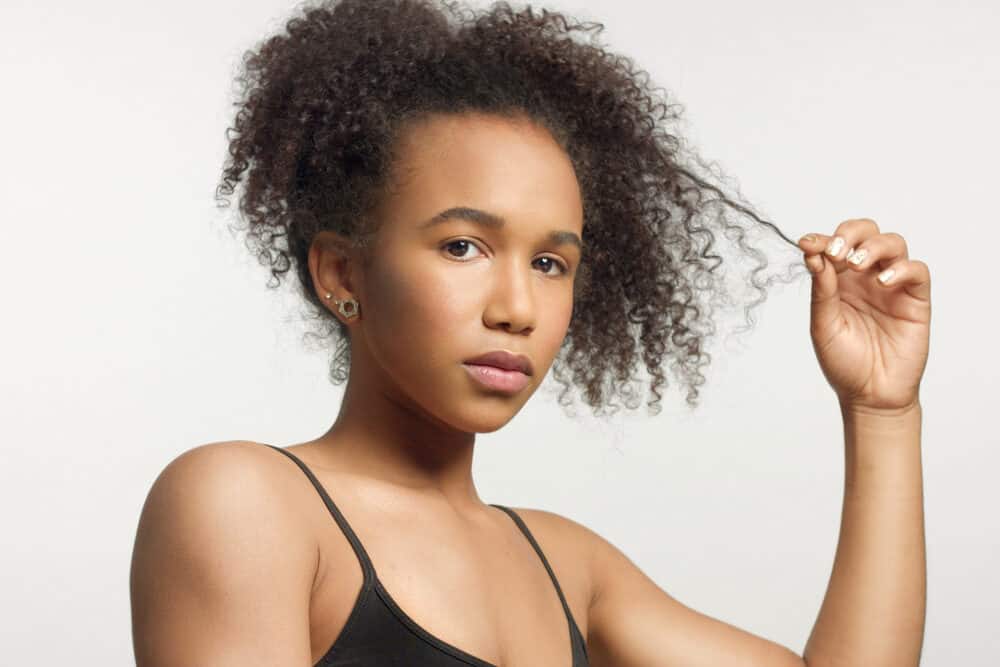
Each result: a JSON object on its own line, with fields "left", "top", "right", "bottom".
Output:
{"left": 324, "top": 292, "right": 360, "bottom": 319}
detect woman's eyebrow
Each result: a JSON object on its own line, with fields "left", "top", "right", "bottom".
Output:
{"left": 419, "top": 206, "right": 582, "bottom": 249}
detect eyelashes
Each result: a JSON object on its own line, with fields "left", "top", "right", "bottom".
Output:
{"left": 441, "top": 238, "right": 569, "bottom": 277}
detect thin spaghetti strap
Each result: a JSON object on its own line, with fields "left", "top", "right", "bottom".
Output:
{"left": 489, "top": 504, "right": 577, "bottom": 625}
{"left": 264, "top": 444, "right": 376, "bottom": 581}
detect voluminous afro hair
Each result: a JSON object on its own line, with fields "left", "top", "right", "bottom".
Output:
{"left": 216, "top": 0, "right": 805, "bottom": 418}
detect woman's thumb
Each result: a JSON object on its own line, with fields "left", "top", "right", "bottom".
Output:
{"left": 800, "top": 235, "right": 841, "bottom": 329}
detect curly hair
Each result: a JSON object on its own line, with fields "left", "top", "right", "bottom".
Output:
{"left": 216, "top": 0, "right": 805, "bottom": 418}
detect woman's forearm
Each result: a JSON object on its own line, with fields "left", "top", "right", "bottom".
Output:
{"left": 803, "top": 401, "right": 926, "bottom": 667}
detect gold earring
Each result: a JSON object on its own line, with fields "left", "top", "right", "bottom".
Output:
{"left": 324, "top": 292, "right": 360, "bottom": 319}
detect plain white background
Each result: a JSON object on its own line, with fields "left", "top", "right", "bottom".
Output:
{"left": 2, "top": 0, "right": 996, "bottom": 663}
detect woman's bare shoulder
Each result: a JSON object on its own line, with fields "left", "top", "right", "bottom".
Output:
{"left": 502, "top": 506, "right": 602, "bottom": 612}
{"left": 131, "top": 440, "right": 318, "bottom": 664}
{"left": 507, "top": 506, "right": 604, "bottom": 557}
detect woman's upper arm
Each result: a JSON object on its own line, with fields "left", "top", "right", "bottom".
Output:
{"left": 130, "top": 442, "right": 317, "bottom": 667}
{"left": 574, "top": 517, "right": 806, "bottom": 667}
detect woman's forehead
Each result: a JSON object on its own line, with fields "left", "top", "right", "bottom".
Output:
{"left": 386, "top": 113, "right": 583, "bottom": 228}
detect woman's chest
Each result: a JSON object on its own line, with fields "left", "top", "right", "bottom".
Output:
{"left": 306, "top": 500, "right": 590, "bottom": 666}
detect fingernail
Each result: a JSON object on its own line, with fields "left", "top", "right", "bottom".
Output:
{"left": 826, "top": 237, "right": 845, "bottom": 257}
{"left": 847, "top": 248, "right": 867, "bottom": 265}
{"left": 800, "top": 234, "right": 817, "bottom": 244}
{"left": 877, "top": 268, "right": 895, "bottom": 284}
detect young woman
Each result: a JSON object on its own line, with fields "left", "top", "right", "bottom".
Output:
{"left": 130, "top": 1, "right": 931, "bottom": 665}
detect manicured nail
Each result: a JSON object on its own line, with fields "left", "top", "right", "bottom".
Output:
{"left": 800, "top": 234, "right": 817, "bottom": 244}
{"left": 847, "top": 248, "right": 867, "bottom": 265}
{"left": 877, "top": 268, "right": 895, "bottom": 284}
{"left": 826, "top": 237, "right": 845, "bottom": 257}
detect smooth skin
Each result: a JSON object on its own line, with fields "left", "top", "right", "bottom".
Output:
{"left": 130, "top": 112, "right": 929, "bottom": 666}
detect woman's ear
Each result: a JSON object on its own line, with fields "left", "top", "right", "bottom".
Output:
{"left": 308, "top": 230, "right": 359, "bottom": 310}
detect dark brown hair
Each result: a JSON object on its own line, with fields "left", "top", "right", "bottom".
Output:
{"left": 216, "top": 0, "right": 804, "bottom": 418}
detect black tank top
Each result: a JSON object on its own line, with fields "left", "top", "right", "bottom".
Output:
{"left": 267, "top": 445, "right": 591, "bottom": 667}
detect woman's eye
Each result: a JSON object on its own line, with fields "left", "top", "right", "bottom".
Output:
{"left": 442, "top": 240, "right": 568, "bottom": 276}
{"left": 533, "top": 256, "right": 568, "bottom": 276}
{"left": 443, "top": 239, "right": 483, "bottom": 260}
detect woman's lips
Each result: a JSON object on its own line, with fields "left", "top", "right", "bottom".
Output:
{"left": 462, "top": 363, "right": 530, "bottom": 394}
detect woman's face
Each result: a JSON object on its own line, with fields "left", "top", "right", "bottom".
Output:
{"left": 331, "top": 112, "right": 584, "bottom": 434}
